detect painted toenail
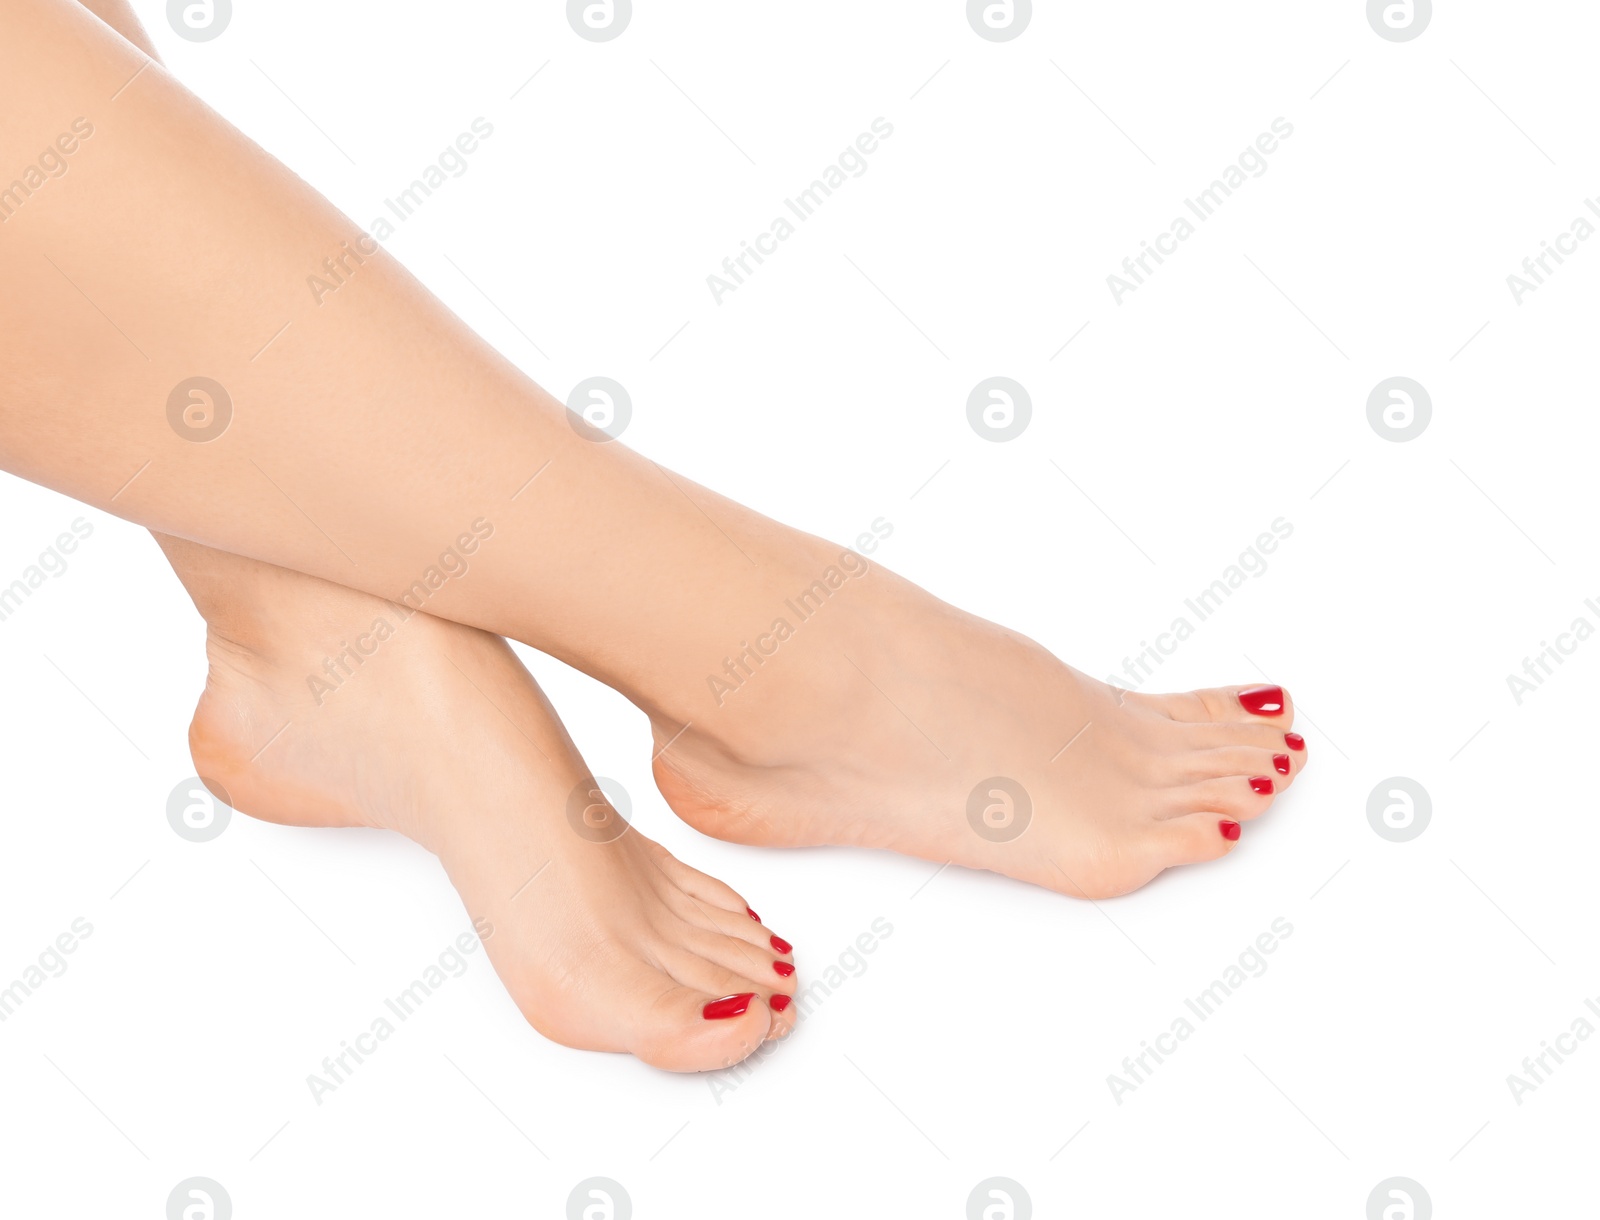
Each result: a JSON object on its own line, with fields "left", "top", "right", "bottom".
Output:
{"left": 1273, "top": 754, "right": 1291, "bottom": 775}
{"left": 773, "top": 961, "right": 795, "bottom": 977}
{"left": 1219, "top": 820, "right": 1241, "bottom": 841}
{"left": 1248, "top": 776, "right": 1274, "bottom": 795}
{"left": 746, "top": 907, "right": 760, "bottom": 922}
{"left": 770, "top": 994, "right": 792, "bottom": 1012}
{"left": 703, "top": 993, "right": 755, "bottom": 1020}
{"left": 1284, "top": 732, "right": 1306, "bottom": 751}
{"left": 1238, "top": 685, "right": 1285, "bottom": 716}
{"left": 770, "top": 934, "right": 792, "bottom": 954}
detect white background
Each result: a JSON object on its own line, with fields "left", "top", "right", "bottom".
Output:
{"left": 1, "top": 0, "right": 1596, "bottom": 1215}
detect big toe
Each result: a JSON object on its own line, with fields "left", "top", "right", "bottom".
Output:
{"left": 630, "top": 982, "right": 778, "bottom": 1073}
{"left": 1147, "top": 683, "right": 1296, "bottom": 726}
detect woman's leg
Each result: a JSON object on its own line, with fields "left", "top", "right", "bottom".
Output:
{"left": 156, "top": 535, "right": 799, "bottom": 1070}
{"left": 0, "top": 0, "right": 774, "bottom": 701}
{"left": 2, "top": 0, "right": 1304, "bottom": 900}
{"left": 44, "top": 0, "right": 797, "bottom": 1073}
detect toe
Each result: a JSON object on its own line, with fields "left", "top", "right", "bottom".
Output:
{"left": 1171, "top": 744, "right": 1302, "bottom": 791}
{"left": 505, "top": 942, "right": 781, "bottom": 1073}
{"left": 655, "top": 943, "right": 796, "bottom": 1040}
{"left": 1146, "top": 812, "right": 1243, "bottom": 870}
{"left": 642, "top": 850, "right": 773, "bottom": 948}
{"left": 661, "top": 881, "right": 784, "bottom": 955}
{"left": 629, "top": 981, "right": 776, "bottom": 1072}
{"left": 1218, "top": 683, "right": 1295, "bottom": 724}
{"left": 680, "top": 923, "right": 796, "bottom": 991}
{"left": 1182, "top": 720, "right": 1307, "bottom": 756}
{"left": 651, "top": 851, "right": 753, "bottom": 919}
{"left": 1166, "top": 774, "right": 1279, "bottom": 820}
{"left": 1144, "top": 684, "right": 1295, "bottom": 726}
{"left": 659, "top": 942, "right": 766, "bottom": 997}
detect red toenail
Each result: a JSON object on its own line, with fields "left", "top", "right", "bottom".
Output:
{"left": 1238, "top": 685, "right": 1285, "bottom": 716}
{"left": 1284, "top": 732, "right": 1305, "bottom": 751}
{"left": 770, "top": 934, "right": 792, "bottom": 954}
{"left": 746, "top": 907, "right": 760, "bottom": 922}
{"left": 1249, "top": 776, "right": 1274, "bottom": 795}
{"left": 1273, "top": 754, "right": 1291, "bottom": 775}
{"left": 703, "top": 993, "right": 755, "bottom": 1020}
{"left": 770, "top": 994, "right": 792, "bottom": 1012}
{"left": 1220, "top": 820, "right": 1241, "bottom": 841}
{"left": 773, "top": 961, "right": 795, "bottom": 977}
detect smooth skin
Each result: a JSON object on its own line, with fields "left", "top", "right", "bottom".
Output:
{"left": 162, "top": 535, "right": 798, "bottom": 1071}
{"left": 4, "top": 0, "right": 1305, "bottom": 1057}
{"left": 64, "top": 0, "right": 796, "bottom": 1073}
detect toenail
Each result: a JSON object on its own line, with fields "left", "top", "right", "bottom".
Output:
{"left": 703, "top": 993, "right": 756, "bottom": 1020}
{"left": 1284, "top": 732, "right": 1305, "bottom": 751}
{"left": 1273, "top": 754, "right": 1291, "bottom": 775}
{"left": 1248, "top": 776, "right": 1274, "bottom": 795}
{"left": 746, "top": 907, "right": 761, "bottom": 922}
{"left": 770, "top": 934, "right": 792, "bottom": 954}
{"left": 770, "top": 994, "right": 792, "bottom": 1012}
{"left": 1219, "top": 820, "right": 1241, "bottom": 841}
{"left": 1238, "top": 685, "right": 1285, "bottom": 716}
{"left": 773, "top": 961, "right": 795, "bottom": 977}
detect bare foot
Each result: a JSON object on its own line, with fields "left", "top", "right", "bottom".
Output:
{"left": 650, "top": 540, "right": 1305, "bottom": 899}
{"left": 167, "top": 548, "right": 797, "bottom": 1071}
